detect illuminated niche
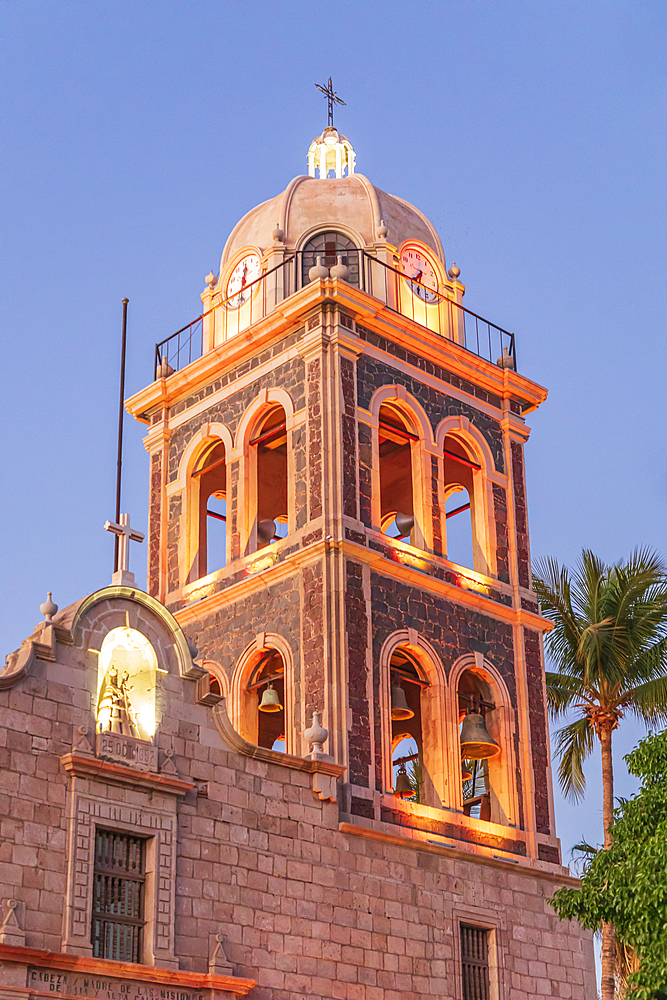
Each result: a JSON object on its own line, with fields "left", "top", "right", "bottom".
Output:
{"left": 96, "top": 627, "right": 158, "bottom": 741}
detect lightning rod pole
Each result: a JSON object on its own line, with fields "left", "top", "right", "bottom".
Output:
{"left": 114, "top": 298, "right": 129, "bottom": 573}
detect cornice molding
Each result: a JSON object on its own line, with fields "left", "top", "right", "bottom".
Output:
{"left": 0, "top": 944, "right": 255, "bottom": 996}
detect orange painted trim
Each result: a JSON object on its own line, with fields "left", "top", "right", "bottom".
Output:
{"left": 0, "top": 945, "right": 255, "bottom": 996}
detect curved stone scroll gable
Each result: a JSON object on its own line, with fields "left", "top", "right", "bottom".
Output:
{"left": 212, "top": 700, "right": 345, "bottom": 802}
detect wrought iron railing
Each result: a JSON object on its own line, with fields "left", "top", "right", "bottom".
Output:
{"left": 154, "top": 250, "right": 516, "bottom": 378}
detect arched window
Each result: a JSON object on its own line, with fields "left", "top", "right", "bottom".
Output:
{"left": 457, "top": 668, "right": 505, "bottom": 824}
{"left": 442, "top": 434, "right": 479, "bottom": 570}
{"left": 190, "top": 439, "right": 227, "bottom": 578}
{"left": 302, "top": 231, "right": 360, "bottom": 287}
{"left": 245, "top": 648, "right": 286, "bottom": 751}
{"left": 379, "top": 403, "right": 416, "bottom": 544}
{"left": 96, "top": 627, "right": 158, "bottom": 741}
{"left": 390, "top": 648, "right": 426, "bottom": 801}
{"left": 252, "top": 406, "right": 288, "bottom": 550}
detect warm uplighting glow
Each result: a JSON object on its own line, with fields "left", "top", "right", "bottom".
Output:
{"left": 96, "top": 627, "right": 158, "bottom": 740}
{"left": 456, "top": 573, "right": 489, "bottom": 594}
{"left": 246, "top": 551, "right": 278, "bottom": 575}
{"left": 395, "top": 549, "right": 430, "bottom": 573}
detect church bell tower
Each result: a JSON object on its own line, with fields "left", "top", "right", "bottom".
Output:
{"left": 127, "top": 126, "right": 559, "bottom": 864}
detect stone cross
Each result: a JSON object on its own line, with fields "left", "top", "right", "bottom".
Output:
{"left": 104, "top": 513, "right": 145, "bottom": 587}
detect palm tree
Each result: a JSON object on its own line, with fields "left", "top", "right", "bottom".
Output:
{"left": 532, "top": 548, "right": 667, "bottom": 1000}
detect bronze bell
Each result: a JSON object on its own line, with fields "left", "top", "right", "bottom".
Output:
{"left": 394, "top": 763, "right": 414, "bottom": 798}
{"left": 391, "top": 681, "right": 414, "bottom": 721}
{"left": 257, "top": 519, "right": 276, "bottom": 547}
{"left": 461, "top": 759, "right": 473, "bottom": 782}
{"left": 459, "top": 710, "right": 500, "bottom": 760}
{"left": 395, "top": 511, "right": 415, "bottom": 538}
{"left": 258, "top": 681, "right": 283, "bottom": 713}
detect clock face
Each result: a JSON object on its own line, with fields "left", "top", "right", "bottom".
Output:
{"left": 226, "top": 253, "right": 261, "bottom": 307}
{"left": 400, "top": 247, "right": 439, "bottom": 303}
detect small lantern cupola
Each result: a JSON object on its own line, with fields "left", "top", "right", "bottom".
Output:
{"left": 307, "top": 127, "right": 356, "bottom": 179}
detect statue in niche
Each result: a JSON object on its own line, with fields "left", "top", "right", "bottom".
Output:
{"left": 97, "top": 656, "right": 140, "bottom": 738}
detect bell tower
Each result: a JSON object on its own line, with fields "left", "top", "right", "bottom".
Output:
{"left": 127, "top": 129, "right": 558, "bottom": 866}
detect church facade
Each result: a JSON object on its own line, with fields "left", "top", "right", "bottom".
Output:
{"left": 0, "top": 128, "right": 596, "bottom": 1000}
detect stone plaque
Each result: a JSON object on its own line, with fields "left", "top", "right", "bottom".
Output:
{"left": 96, "top": 732, "right": 158, "bottom": 771}
{"left": 28, "top": 969, "right": 205, "bottom": 1000}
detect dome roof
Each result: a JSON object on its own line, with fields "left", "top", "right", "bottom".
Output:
{"left": 220, "top": 173, "right": 445, "bottom": 270}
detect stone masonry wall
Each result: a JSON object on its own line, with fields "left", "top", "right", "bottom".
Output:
{"left": 356, "top": 356, "right": 505, "bottom": 474}
{"left": 524, "top": 628, "right": 552, "bottom": 836}
{"left": 0, "top": 599, "right": 596, "bottom": 1000}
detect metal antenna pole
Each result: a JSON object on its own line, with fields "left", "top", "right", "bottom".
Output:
{"left": 114, "top": 298, "right": 129, "bottom": 573}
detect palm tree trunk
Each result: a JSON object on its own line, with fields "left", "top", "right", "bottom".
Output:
{"left": 599, "top": 723, "right": 616, "bottom": 1000}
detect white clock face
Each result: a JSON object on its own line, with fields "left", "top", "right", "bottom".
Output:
{"left": 226, "top": 253, "right": 261, "bottom": 307}
{"left": 400, "top": 247, "right": 439, "bottom": 303}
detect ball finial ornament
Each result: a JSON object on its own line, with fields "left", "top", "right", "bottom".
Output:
{"left": 376, "top": 219, "right": 389, "bottom": 240}
{"left": 308, "top": 256, "right": 329, "bottom": 281}
{"left": 40, "top": 592, "right": 58, "bottom": 622}
{"left": 447, "top": 262, "right": 461, "bottom": 281}
{"left": 205, "top": 271, "right": 217, "bottom": 290}
{"left": 272, "top": 222, "right": 284, "bottom": 242}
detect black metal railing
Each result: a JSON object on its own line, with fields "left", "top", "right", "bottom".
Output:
{"left": 154, "top": 256, "right": 295, "bottom": 378}
{"left": 154, "top": 249, "right": 516, "bottom": 378}
{"left": 359, "top": 252, "right": 516, "bottom": 370}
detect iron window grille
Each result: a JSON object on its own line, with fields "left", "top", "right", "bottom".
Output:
{"left": 92, "top": 830, "right": 146, "bottom": 963}
{"left": 461, "top": 924, "right": 491, "bottom": 1000}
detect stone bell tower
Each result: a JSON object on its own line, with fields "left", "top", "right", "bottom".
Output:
{"left": 113, "top": 128, "right": 598, "bottom": 996}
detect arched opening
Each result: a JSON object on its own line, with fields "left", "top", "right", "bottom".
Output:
{"left": 379, "top": 404, "right": 416, "bottom": 543}
{"left": 96, "top": 627, "right": 158, "bottom": 741}
{"left": 190, "top": 439, "right": 227, "bottom": 578}
{"left": 443, "top": 434, "right": 479, "bottom": 570}
{"left": 457, "top": 669, "right": 502, "bottom": 823}
{"left": 301, "top": 231, "right": 360, "bottom": 287}
{"left": 245, "top": 648, "right": 286, "bottom": 751}
{"left": 252, "top": 405, "right": 288, "bottom": 550}
{"left": 390, "top": 647, "right": 426, "bottom": 801}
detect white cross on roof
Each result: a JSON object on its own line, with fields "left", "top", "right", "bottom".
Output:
{"left": 104, "top": 512, "right": 145, "bottom": 587}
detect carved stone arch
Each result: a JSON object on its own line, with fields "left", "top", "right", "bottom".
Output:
{"left": 379, "top": 629, "right": 449, "bottom": 808}
{"left": 199, "top": 658, "right": 230, "bottom": 700}
{"left": 435, "top": 415, "right": 498, "bottom": 576}
{"left": 435, "top": 415, "right": 496, "bottom": 476}
{"left": 448, "top": 651, "right": 519, "bottom": 825}
{"left": 174, "top": 422, "right": 235, "bottom": 493}
{"left": 368, "top": 385, "right": 435, "bottom": 551}
{"left": 295, "top": 221, "right": 364, "bottom": 254}
{"left": 62, "top": 587, "right": 203, "bottom": 739}
{"left": 174, "top": 423, "right": 234, "bottom": 584}
{"left": 235, "top": 389, "right": 296, "bottom": 555}
{"left": 369, "top": 384, "right": 435, "bottom": 448}
{"left": 229, "top": 632, "right": 296, "bottom": 755}
{"left": 234, "top": 387, "right": 296, "bottom": 454}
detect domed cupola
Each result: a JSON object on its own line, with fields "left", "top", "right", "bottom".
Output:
{"left": 307, "top": 126, "right": 356, "bottom": 179}
{"left": 220, "top": 131, "right": 445, "bottom": 271}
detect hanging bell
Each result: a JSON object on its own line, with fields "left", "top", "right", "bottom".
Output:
{"left": 257, "top": 519, "right": 276, "bottom": 547}
{"left": 394, "top": 763, "right": 414, "bottom": 799}
{"left": 258, "top": 681, "right": 283, "bottom": 713}
{"left": 391, "top": 681, "right": 414, "bottom": 721}
{"left": 459, "top": 710, "right": 500, "bottom": 760}
{"left": 395, "top": 511, "right": 415, "bottom": 538}
{"left": 461, "top": 759, "right": 473, "bottom": 782}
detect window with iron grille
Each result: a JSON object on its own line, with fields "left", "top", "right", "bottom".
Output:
{"left": 92, "top": 830, "right": 145, "bottom": 963}
{"left": 461, "top": 924, "right": 490, "bottom": 1000}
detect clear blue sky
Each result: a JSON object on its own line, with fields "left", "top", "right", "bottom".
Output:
{"left": 2, "top": 0, "right": 667, "bottom": 882}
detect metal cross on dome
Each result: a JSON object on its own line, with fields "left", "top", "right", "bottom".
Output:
{"left": 315, "top": 77, "right": 345, "bottom": 127}
{"left": 104, "top": 512, "right": 145, "bottom": 587}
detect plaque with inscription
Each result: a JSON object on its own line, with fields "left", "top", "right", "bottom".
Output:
{"left": 96, "top": 732, "right": 158, "bottom": 771}
{"left": 28, "top": 969, "right": 205, "bottom": 1000}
